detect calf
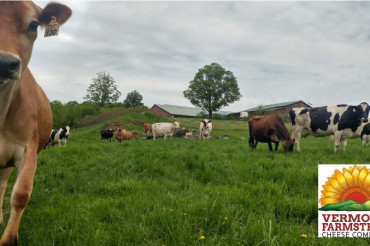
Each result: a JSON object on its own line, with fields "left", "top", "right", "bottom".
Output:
{"left": 143, "top": 123, "right": 152, "bottom": 134}
{"left": 248, "top": 115, "right": 294, "bottom": 152}
{"left": 289, "top": 102, "right": 369, "bottom": 152}
{"left": 199, "top": 119, "right": 212, "bottom": 140}
{"left": 152, "top": 121, "right": 180, "bottom": 140}
{"left": 0, "top": 2, "right": 71, "bottom": 244}
{"left": 101, "top": 129, "right": 114, "bottom": 141}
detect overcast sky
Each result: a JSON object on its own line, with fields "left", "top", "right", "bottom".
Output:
{"left": 31, "top": 0, "right": 370, "bottom": 112}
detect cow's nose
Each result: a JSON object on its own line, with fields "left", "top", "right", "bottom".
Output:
{"left": 0, "top": 54, "right": 20, "bottom": 79}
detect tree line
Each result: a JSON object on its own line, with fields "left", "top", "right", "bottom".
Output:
{"left": 52, "top": 63, "right": 242, "bottom": 127}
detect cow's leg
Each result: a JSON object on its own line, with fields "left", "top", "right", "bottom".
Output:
{"left": 267, "top": 140, "right": 273, "bottom": 152}
{"left": 248, "top": 136, "right": 255, "bottom": 149}
{"left": 341, "top": 140, "right": 347, "bottom": 151}
{"left": 293, "top": 130, "right": 301, "bottom": 152}
{"left": 274, "top": 141, "right": 279, "bottom": 152}
{"left": 0, "top": 147, "right": 37, "bottom": 245}
{"left": 0, "top": 168, "right": 14, "bottom": 224}
{"left": 333, "top": 133, "right": 341, "bottom": 152}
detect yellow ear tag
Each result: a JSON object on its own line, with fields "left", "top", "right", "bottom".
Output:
{"left": 44, "top": 16, "right": 60, "bottom": 37}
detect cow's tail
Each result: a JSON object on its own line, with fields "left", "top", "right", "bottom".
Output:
{"left": 289, "top": 110, "right": 296, "bottom": 126}
{"left": 248, "top": 121, "right": 254, "bottom": 147}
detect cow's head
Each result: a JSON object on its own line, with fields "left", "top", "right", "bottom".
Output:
{"left": 359, "top": 102, "right": 370, "bottom": 123}
{"left": 63, "top": 125, "right": 71, "bottom": 139}
{"left": 173, "top": 121, "right": 180, "bottom": 129}
{"left": 0, "top": 2, "right": 71, "bottom": 83}
{"left": 281, "top": 138, "right": 295, "bottom": 152}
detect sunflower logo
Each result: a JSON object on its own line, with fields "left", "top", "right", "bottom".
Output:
{"left": 319, "top": 165, "right": 370, "bottom": 211}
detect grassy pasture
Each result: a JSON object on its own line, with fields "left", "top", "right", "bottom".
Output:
{"left": 1, "top": 109, "right": 370, "bottom": 245}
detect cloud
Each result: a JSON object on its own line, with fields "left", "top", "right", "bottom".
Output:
{"left": 30, "top": 1, "right": 370, "bottom": 112}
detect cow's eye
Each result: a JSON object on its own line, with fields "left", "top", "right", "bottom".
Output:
{"left": 27, "top": 21, "right": 39, "bottom": 32}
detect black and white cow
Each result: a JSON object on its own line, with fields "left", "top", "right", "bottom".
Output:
{"left": 49, "top": 126, "right": 71, "bottom": 147}
{"left": 199, "top": 119, "right": 212, "bottom": 140}
{"left": 289, "top": 102, "right": 369, "bottom": 152}
{"left": 101, "top": 129, "right": 114, "bottom": 141}
{"left": 360, "top": 123, "right": 370, "bottom": 145}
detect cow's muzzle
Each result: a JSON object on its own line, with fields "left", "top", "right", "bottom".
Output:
{"left": 0, "top": 52, "right": 21, "bottom": 82}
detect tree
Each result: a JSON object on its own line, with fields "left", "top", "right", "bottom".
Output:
{"left": 123, "top": 90, "right": 144, "bottom": 108}
{"left": 183, "top": 63, "right": 241, "bottom": 118}
{"left": 84, "top": 72, "right": 121, "bottom": 107}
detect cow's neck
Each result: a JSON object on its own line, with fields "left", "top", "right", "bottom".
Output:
{"left": 0, "top": 80, "right": 19, "bottom": 128}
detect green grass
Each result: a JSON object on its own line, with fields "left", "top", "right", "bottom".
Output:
{"left": 1, "top": 109, "right": 370, "bottom": 245}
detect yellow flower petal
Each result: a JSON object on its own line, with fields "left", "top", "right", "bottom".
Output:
{"left": 352, "top": 166, "right": 360, "bottom": 186}
{"left": 321, "top": 190, "right": 341, "bottom": 199}
{"left": 343, "top": 168, "right": 354, "bottom": 187}
{"left": 334, "top": 169, "right": 348, "bottom": 190}
{"left": 320, "top": 197, "right": 339, "bottom": 206}
{"left": 358, "top": 168, "right": 368, "bottom": 188}
{"left": 328, "top": 177, "right": 345, "bottom": 193}
{"left": 363, "top": 175, "right": 370, "bottom": 189}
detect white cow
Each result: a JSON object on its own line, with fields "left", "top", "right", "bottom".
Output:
{"left": 199, "top": 119, "right": 212, "bottom": 140}
{"left": 152, "top": 121, "right": 180, "bottom": 140}
{"left": 50, "top": 126, "right": 70, "bottom": 147}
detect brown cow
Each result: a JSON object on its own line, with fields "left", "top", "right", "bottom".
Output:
{"left": 0, "top": 2, "right": 71, "bottom": 245}
{"left": 121, "top": 129, "right": 138, "bottom": 140}
{"left": 115, "top": 128, "right": 124, "bottom": 142}
{"left": 248, "top": 115, "right": 294, "bottom": 152}
{"left": 143, "top": 123, "right": 152, "bottom": 134}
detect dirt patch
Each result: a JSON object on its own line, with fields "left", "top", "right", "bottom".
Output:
{"left": 131, "top": 121, "right": 144, "bottom": 126}
{"left": 103, "top": 122, "right": 125, "bottom": 130}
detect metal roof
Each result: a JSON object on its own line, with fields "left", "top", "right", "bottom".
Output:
{"left": 153, "top": 104, "right": 232, "bottom": 116}
{"left": 245, "top": 100, "right": 304, "bottom": 112}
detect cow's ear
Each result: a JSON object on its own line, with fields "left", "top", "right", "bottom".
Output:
{"left": 208, "top": 120, "right": 212, "bottom": 123}
{"left": 39, "top": 3, "right": 72, "bottom": 26}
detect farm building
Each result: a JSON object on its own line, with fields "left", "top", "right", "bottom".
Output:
{"left": 232, "top": 100, "right": 311, "bottom": 119}
{"left": 150, "top": 104, "right": 232, "bottom": 118}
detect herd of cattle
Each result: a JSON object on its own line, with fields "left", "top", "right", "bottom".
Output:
{"left": 249, "top": 102, "right": 370, "bottom": 152}
{"left": 97, "top": 102, "right": 370, "bottom": 154}
{"left": 100, "top": 119, "right": 213, "bottom": 142}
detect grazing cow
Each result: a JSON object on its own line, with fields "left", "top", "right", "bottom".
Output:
{"left": 143, "top": 123, "right": 152, "bottom": 134}
{"left": 115, "top": 128, "right": 124, "bottom": 142}
{"left": 0, "top": 2, "right": 71, "bottom": 245}
{"left": 101, "top": 129, "right": 114, "bottom": 141}
{"left": 199, "top": 119, "right": 213, "bottom": 140}
{"left": 248, "top": 115, "right": 294, "bottom": 152}
{"left": 152, "top": 121, "right": 180, "bottom": 140}
{"left": 289, "top": 102, "right": 370, "bottom": 152}
{"left": 49, "top": 126, "right": 70, "bottom": 147}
